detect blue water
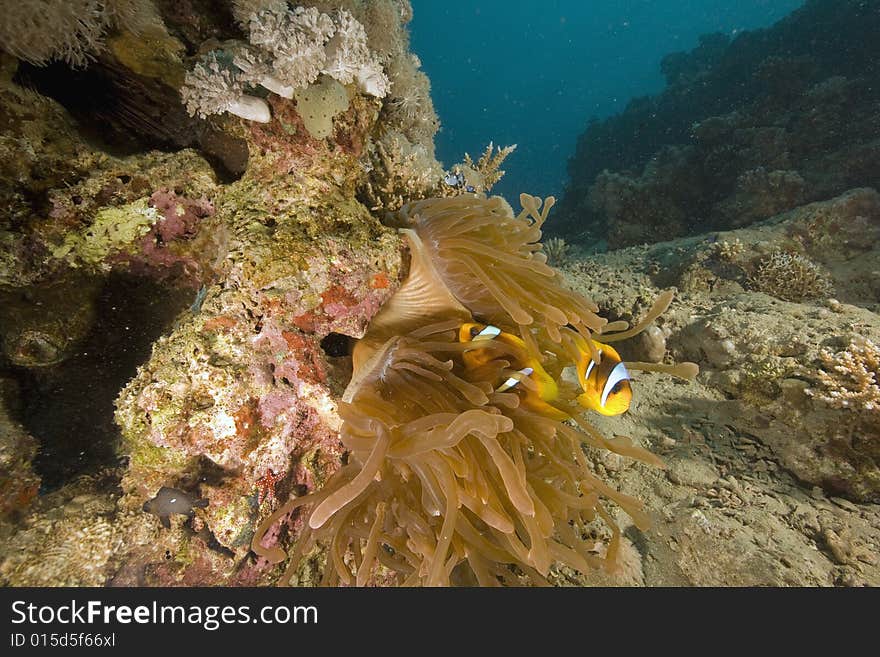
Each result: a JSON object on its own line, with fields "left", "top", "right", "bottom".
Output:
{"left": 411, "top": 0, "right": 804, "bottom": 203}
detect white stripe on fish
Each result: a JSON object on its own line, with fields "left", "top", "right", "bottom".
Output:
{"left": 497, "top": 366, "right": 534, "bottom": 392}
{"left": 600, "top": 361, "right": 630, "bottom": 408}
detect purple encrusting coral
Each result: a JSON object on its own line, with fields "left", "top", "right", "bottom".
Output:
{"left": 100, "top": 189, "right": 219, "bottom": 287}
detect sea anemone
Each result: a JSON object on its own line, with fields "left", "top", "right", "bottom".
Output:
{"left": 252, "top": 193, "right": 697, "bottom": 586}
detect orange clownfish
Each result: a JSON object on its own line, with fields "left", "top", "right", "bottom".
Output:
{"left": 458, "top": 323, "right": 568, "bottom": 419}
{"left": 574, "top": 340, "right": 633, "bottom": 416}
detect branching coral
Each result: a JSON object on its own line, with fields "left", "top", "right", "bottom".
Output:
{"left": 543, "top": 237, "right": 570, "bottom": 267}
{"left": 359, "top": 130, "right": 445, "bottom": 212}
{"left": 460, "top": 142, "right": 518, "bottom": 193}
{"left": 748, "top": 250, "right": 833, "bottom": 302}
{"left": 183, "top": 3, "right": 390, "bottom": 123}
{"left": 247, "top": 4, "right": 334, "bottom": 91}
{"left": 322, "top": 8, "right": 389, "bottom": 97}
{"left": 808, "top": 338, "right": 880, "bottom": 413}
{"left": 252, "top": 193, "right": 697, "bottom": 586}
{"left": 712, "top": 238, "right": 745, "bottom": 262}
{"left": 181, "top": 52, "right": 271, "bottom": 123}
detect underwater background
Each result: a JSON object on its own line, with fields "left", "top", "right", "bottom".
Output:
{"left": 411, "top": 0, "right": 803, "bottom": 203}
{"left": 0, "top": 0, "right": 879, "bottom": 586}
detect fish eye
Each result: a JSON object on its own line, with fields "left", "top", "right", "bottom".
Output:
{"left": 610, "top": 381, "right": 625, "bottom": 394}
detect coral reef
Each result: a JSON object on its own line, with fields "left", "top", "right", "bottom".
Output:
{"left": 0, "top": 0, "right": 445, "bottom": 587}
{"left": 809, "top": 339, "right": 880, "bottom": 412}
{"left": 555, "top": 0, "right": 880, "bottom": 247}
{"left": 4, "top": 0, "right": 880, "bottom": 589}
{"left": 0, "top": 0, "right": 162, "bottom": 67}
{"left": 250, "top": 194, "right": 695, "bottom": 586}
{"left": 181, "top": 4, "right": 390, "bottom": 125}
{"left": 565, "top": 188, "right": 880, "bottom": 504}
{"left": 747, "top": 251, "right": 833, "bottom": 303}
{"left": 358, "top": 129, "right": 444, "bottom": 212}
{"left": 551, "top": 185, "right": 880, "bottom": 586}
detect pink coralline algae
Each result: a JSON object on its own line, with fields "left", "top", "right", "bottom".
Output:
{"left": 289, "top": 249, "right": 398, "bottom": 337}
{"left": 110, "top": 189, "right": 218, "bottom": 287}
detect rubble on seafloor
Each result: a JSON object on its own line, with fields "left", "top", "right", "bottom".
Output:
{"left": 0, "top": 0, "right": 879, "bottom": 586}
{"left": 547, "top": 186, "right": 880, "bottom": 587}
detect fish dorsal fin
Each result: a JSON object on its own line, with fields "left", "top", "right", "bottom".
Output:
{"left": 352, "top": 228, "right": 470, "bottom": 372}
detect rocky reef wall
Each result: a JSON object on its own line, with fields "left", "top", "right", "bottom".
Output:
{"left": 555, "top": 0, "right": 880, "bottom": 249}
{"left": 0, "top": 0, "right": 453, "bottom": 586}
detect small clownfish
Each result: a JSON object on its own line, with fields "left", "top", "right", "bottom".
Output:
{"left": 575, "top": 340, "right": 633, "bottom": 416}
{"left": 458, "top": 323, "right": 568, "bottom": 420}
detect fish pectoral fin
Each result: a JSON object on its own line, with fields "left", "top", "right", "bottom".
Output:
{"left": 576, "top": 392, "right": 596, "bottom": 411}
{"left": 160, "top": 515, "right": 171, "bottom": 529}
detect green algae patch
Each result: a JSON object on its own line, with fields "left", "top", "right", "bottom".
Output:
{"left": 52, "top": 198, "right": 161, "bottom": 269}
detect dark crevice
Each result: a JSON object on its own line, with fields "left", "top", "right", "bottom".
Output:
{"left": 5, "top": 274, "right": 192, "bottom": 492}
{"left": 320, "top": 332, "right": 352, "bottom": 358}
{"left": 14, "top": 58, "right": 248, "bottom": 182}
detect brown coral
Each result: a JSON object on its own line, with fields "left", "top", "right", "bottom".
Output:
{"left": 748, "top": 250, "right": 833, "bottom": 302}
{"left": 459, "top": 142, "right": 517, "bottom": 193}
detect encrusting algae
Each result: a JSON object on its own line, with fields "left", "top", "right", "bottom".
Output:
{"left": 252, "top": 193, "right": 698, "bottom": 586}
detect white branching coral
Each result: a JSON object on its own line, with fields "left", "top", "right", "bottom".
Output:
{"left": 322, "top": 9, "right": 389, "bottom": 97}
{"left": 441, "top": 142, "right": 518, "bottom": 194}
{"left": 808, "top": 338, "right": 880, "bottom": 413}
{"left": 182, "top": 3, "right": 390, "bottom": 123}
{"left": 232, "top": 44, "right": 294, "bottom": 99}
{"left": 180, "top": 53, "right": 270, "bottom": 123}
{"left": 248, "top": 4, "right": 334, "bottom": 90}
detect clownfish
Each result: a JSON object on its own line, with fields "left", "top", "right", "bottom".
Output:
{"left": 458, "top": 323, "right": 568, "bottom": 419}
{"left": 458, "top": 323, "right": 634, "bottom": 418}
{"left": 574, "top": 339, "right": 632, "bottom": 416}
